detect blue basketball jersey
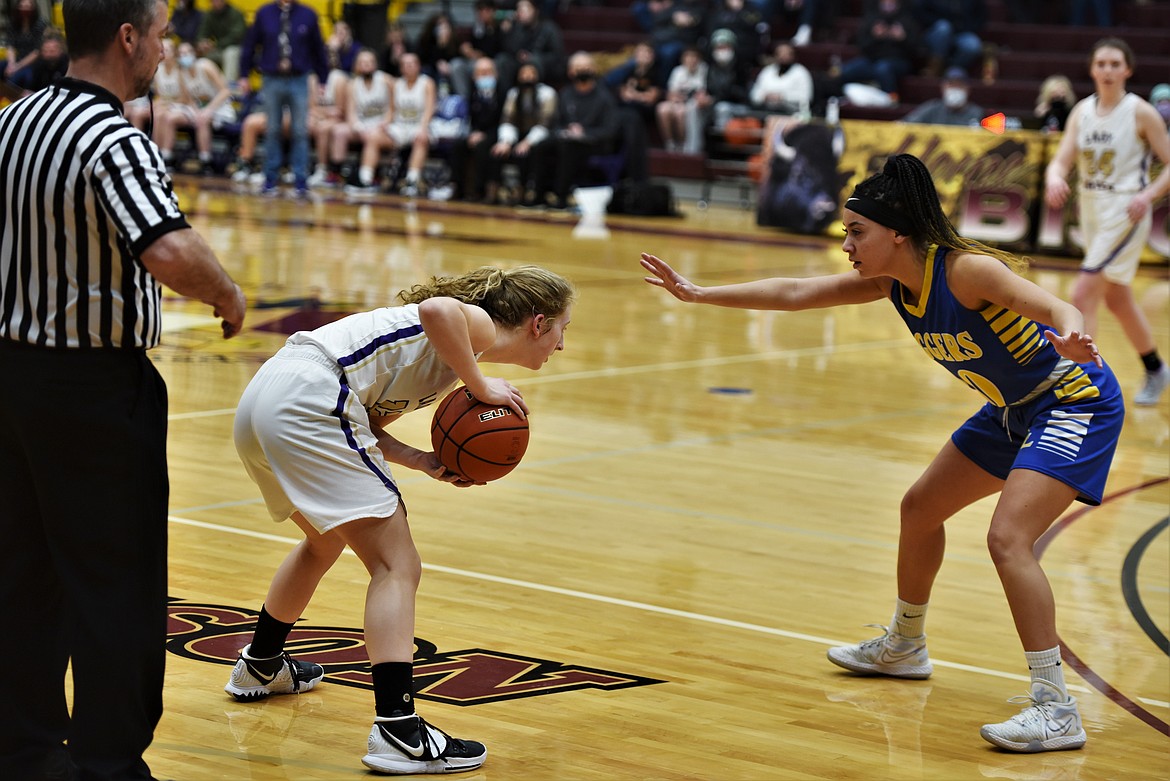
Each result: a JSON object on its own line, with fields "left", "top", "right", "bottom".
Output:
{"left": 889, "top": 246, "right": 1101, "bottom": 408}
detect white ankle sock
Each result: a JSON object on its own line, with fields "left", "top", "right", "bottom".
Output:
{"left": 359, "top": 166, "right": 374, "bottom": 185}
{"left": 1025, "top": 646, "right": 1068, "bottom": 698}
{"left": 892, "top": 598, "right": 928, "bottom": 639}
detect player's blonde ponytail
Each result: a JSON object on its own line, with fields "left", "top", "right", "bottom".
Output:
{"left": 397, "top": 266, "right": 575, "bottom": 326}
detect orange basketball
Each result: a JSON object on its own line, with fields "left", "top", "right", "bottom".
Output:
{"left": 430, "top": 387, "right": 530, "bottom": 483}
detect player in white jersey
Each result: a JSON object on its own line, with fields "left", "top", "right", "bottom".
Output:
{"left": 1046, "top": 37, "right": 1170, "bottom": 405}
{"left": 306, "top": 62, "right": 350, "bottom": 187}
{"left": 226, "top": 266, "right": 574, "bottom": 775}
{"left": 347, "top": 52, "right": 436, "bottom": 197}
{"left": 156, "top": 42, "right": 237, "bottom": 173}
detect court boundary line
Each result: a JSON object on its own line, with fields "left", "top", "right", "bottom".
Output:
{"left": 167, "top": 512, "right": 1169, "bottom": 710}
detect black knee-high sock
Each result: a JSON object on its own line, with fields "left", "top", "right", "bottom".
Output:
{"left": 249, "top": 606, "right": 295, "bottom": 659}
{"left": 373, "top": 662, "right": 415, "bottom": 718}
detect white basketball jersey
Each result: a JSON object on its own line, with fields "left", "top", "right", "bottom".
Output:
{"left": 392, "top": 74, "right": 431, "bottom": 127}
{"left": 180, "top": 61, "right": 218, "bottom": 104}
{"left": 351, "top": 72, "right": 390, "bottom": 121}
{"left": 286, "top": 304, "right": 459, "bottom": 418}
{"left": 152, "top": 63, "right": 182, "bottom": 102}
{"left": 1075, "top": 93, "right": 1149, "bottom": 194}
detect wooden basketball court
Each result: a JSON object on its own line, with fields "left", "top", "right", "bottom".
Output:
{"left": 146, "top": 179, "right": 1168, "bottom": 779}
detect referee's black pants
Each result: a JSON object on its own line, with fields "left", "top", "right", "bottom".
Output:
{"left": 0, "top": 340, "right": 168, "bottom": 781}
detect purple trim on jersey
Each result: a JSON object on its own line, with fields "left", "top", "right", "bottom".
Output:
{"left": 1084, "top": 221, "right": 1141, "bottom": 274}
{"left": 331, "top": 380, "right": 401, "bottom": 499}
{"left": 336, "top": 323, "right": 425, "bottom": 369}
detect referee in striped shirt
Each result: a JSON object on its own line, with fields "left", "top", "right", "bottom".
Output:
{"left": 0, "top": 1, "right": 246, "bottom": 779}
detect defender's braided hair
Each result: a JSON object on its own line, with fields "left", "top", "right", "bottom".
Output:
{"left": 397, "top": 265, "right": 575, "bottom": 327}
{"left": 851, "top": 154, "right": 1027, "bottom": 273}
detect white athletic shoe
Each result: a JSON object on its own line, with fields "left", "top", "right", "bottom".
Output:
{"left": 1134, "top": 364, "right": 1170, "bottom": 406}
{"left": 224, "top": 644, "right": 325, "bottom": 701}
{"left": 307, "top": 166, "right": 330, "bottom": 188}
{"left": 827, "top": 624, "right": 933, "bottom": 679}
{"left": 363, "top": 714, "right": 487, "bottom": 775}
{"left": 980, "top": 679, "right": 1086, "bottom": 753}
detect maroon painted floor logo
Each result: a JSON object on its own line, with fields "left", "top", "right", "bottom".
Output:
{"left": 167, "top": 599, "right": 663, "bottom": 705}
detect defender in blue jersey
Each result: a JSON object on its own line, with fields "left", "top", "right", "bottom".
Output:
{"left": 641, "top": 153, "right": 1124, "bottom": 754}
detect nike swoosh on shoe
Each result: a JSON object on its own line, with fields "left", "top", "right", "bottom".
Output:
{"left": 380, "top": 725, "right": 427, "bottom": 759}
{"left": 244, "top": 662, "right": 280, "bottom": 685}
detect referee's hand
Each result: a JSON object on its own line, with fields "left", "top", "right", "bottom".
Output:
{"left": 217, "top": 283, "right": 247, "bottom": 339}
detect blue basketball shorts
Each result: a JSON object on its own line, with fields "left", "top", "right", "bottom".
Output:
{"left": 951, "top": 362, "right": 1125, "bottom": 506}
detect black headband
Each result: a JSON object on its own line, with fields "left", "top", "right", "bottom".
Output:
{"left": 844, "top": 195, "right": 914, "bottom": 235}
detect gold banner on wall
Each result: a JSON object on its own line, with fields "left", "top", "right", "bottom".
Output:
{"left": 804, "top": 120, "right": 1170, "bottom": 260}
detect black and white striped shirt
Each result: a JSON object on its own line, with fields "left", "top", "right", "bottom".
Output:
{"left": 0, "top": 78, "right": 189, "bottom": 349}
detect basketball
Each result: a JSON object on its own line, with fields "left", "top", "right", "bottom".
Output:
{"left": 430, "top": 386, "right": 530, "bottom": 483}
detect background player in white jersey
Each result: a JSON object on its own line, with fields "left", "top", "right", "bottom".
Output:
{"left": 347, "top": 52, "right": 436, "bottom": 197}
{"left": 225, "top": 266, "right": 574, "bottom": 775}
{"left": 1045, "top": 37, "right": 1170, "bottom": 405}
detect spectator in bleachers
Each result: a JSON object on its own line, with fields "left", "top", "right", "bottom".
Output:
{"left": 380, "top": 21, "right": 409, "bottom": 78}
{"left": 1068, "top": 0, "right": 1112, "bottom": 27}
{"left": 449, "top": 57, "right": 505, "bottom": 202}
{"left": 416, "top": 11, "right": 460, "bottom": 95}
{"left": 1034, "top": 74, "right": 1076, "bottom": 132}
{"left": 900, "top": 66, "right": 981, "bottom": 126}
{"left": 611, "top": 42, "right": 663, "bottom": 135}
{"left": 491, "top": 61, "right": 558, "bottom": 205}
{"left": 327, "top": 20, "right": 361, "bottom": 74}
{"left": 1152, "top": 83, "right": 1170, "bottom": 130}
{"left": 750, "top": 41, "right": 814, "bottom": 116}
{"left": 529, "top": 51, "right": 620, "bottom": 209}
{"left": 698, "top": 28, "right": 752, "bottom": 138}
{"left": 239, "top": 0, "right": 330, "bottom": 197}
{"left": 704, "top": 0, "right": 766, "bottom": 65}
{"left": 169, "top": 0, "right": 203, "bottom": 45}
{"left": 347, "top": 51, "right": 436, "bottom": 197}
{"left": 773, "top": 0, "right": 824, "bottom": 48}
{"left": 21, "top": 27, "right": 67, "bottom": 93}
{"left": 640, "top": 0, "right": 706, "bottom": 84}
{"left": 306, "top": 56, "right": 352, "bottom": 187}
{"left": 497, "top": 0, "right": 565, "bottom": 93}
{"left": 838, "top": 0, "right": 920, "bottom": 101}
{"left": 912, "top": 0, "right": 985, "bottom": 77}
{"left": 156, "top": 41, "right": 237, "bottom": 174}
{"left": 197, "top": 0, "right": 247, "bottom": 84}
{"left": 451, "top": 0, "right": 504, "bottom": 100}
{"left": 331, "top": 48, "right": 393, "bottom": 188}
{"left": 2, "top": 0, "right": 47, "bottom": 91}
{"left": 657, "top": 46, "right": 708, "bottom": 153}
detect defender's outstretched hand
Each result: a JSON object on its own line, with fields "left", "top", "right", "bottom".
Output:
{"left": 641, "top": 252, "right": 700, "bottom": 303}
{"left": 1044, "top": 329, "right": 1103, "bottom": 368}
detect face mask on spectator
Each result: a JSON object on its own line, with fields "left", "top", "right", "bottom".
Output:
{"left": 178, "top": 54, "right": 196, "bottom": 69}
{"left": 476, "top": 76, "right": 497, "bottom": 92}
{"left": 1158, "top": 104, "right": 1170, "bottom": 123}
{"left": 713, "top": 48, "right": 734, "bottom": 65}
{"left": 943, "top": 87, "right": 967, "bottom": 108}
